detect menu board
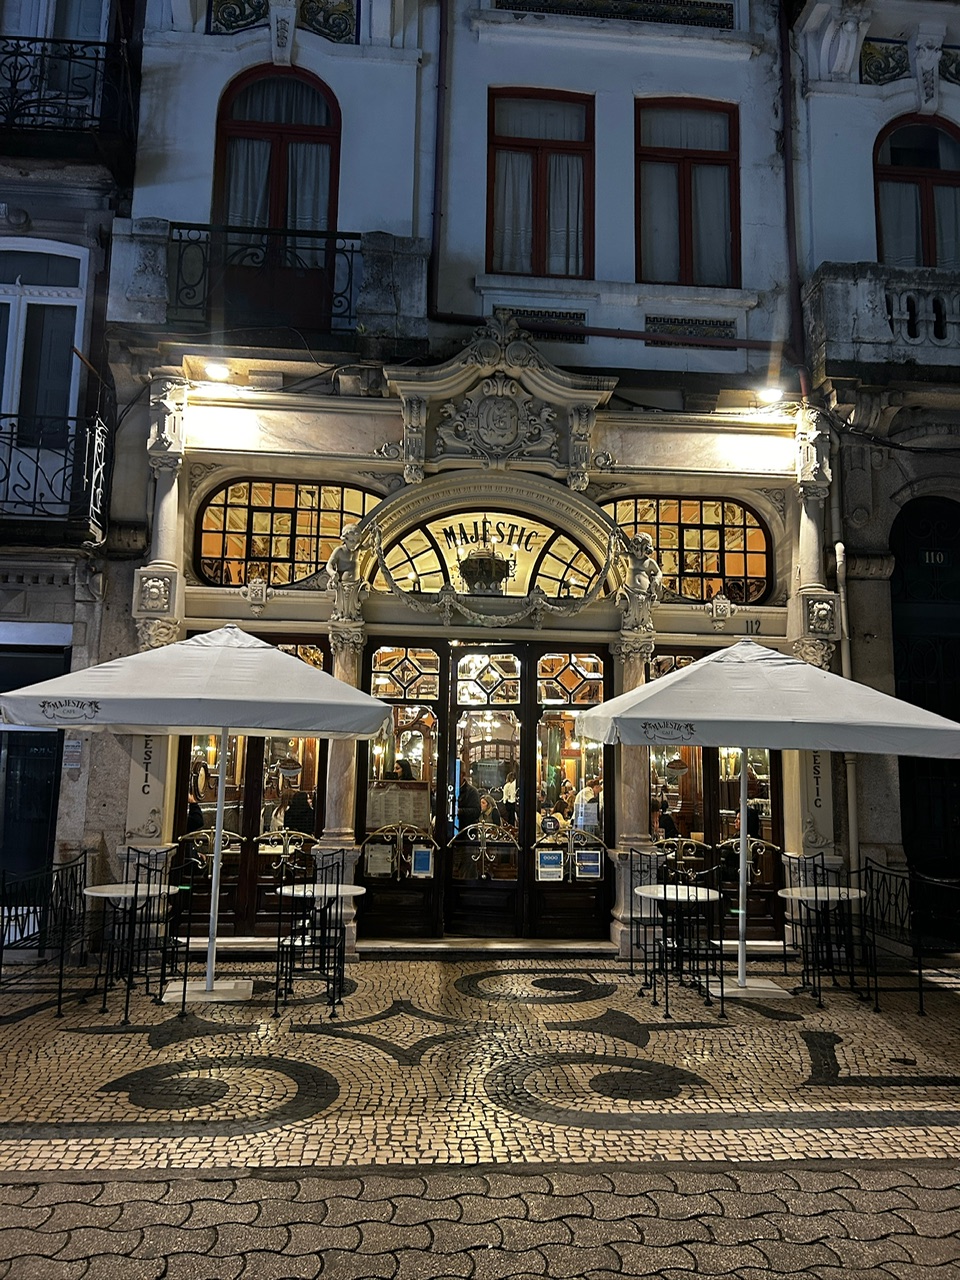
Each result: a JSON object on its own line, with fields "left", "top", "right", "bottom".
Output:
{"left": 366, "top": 781, "right": 432, "bottom": 832}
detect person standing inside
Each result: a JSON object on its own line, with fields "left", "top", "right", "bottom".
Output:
{"left": 457, "top": 772, "right": 482, "bottom": 830}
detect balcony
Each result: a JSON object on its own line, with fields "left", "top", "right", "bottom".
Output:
{"left": 167, "top": 224, "right": 363, "bottom": 340}
{"left": 0, "top": 415, "right": 110, "bottom": 547}
{"left": 804, "top": 262, "right": 960, "bottom": 388}
{"left": 0, "top": 38, "right": 137, "bottom": 179}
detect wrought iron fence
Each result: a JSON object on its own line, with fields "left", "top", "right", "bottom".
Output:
{"left": 0, "top": 414, "right": 110, "bottom": 544}
{"left": 168, "top": 224, "right": 362, "bottom": 335}
{"left": 206, "top": 0, "right": 359, "bottom": 42}
{"left": 0, "top": 38, "right": 136, "bottom": 136}
{"left": 0, "top": 854, "right": 86, "bottom": 1014}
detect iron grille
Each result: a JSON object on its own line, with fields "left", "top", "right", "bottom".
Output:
{"left": 0, "top": 414, "right": 110, "bottom": 545}
{"left": 0, "top": 38, "right": 136, "bottom": 137}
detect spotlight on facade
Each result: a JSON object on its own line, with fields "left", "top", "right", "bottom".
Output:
{"left": 205, "top": 362, "right": 231, "bottom": 381}
{"left": 756, "top": 386, "right": 784, "bottom": 405}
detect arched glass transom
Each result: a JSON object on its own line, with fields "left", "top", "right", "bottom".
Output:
{"left": 195, "top": 479, "right": 380, "bottom": 586}
{"left": 603, "top": 496, "right": 772, "bottom": 604}
{"left": 376, "top": 511, "right": 604, "bottom": 599}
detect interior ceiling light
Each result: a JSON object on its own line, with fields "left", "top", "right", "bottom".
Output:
{"left": 205, "top": 362, "right": 231, "bottom": 381}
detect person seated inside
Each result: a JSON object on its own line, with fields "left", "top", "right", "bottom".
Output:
{"left": 734, "top": 804, "right": 762, "bottom": 838}
{"left": 280, "top": 789, "right": 315, "bottom": 835}
{"left": 550, "top": 799, "right": 571, "bottom": 828}
{"left": 479, "top": 794, "right": 502, "bottom": 825}
{"left": 658, "top": 802, "right": 680, "bottom": 840}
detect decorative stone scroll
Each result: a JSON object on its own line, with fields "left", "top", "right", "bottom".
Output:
{"left": 385, "top": 316, "right": 616, "bottom": 491}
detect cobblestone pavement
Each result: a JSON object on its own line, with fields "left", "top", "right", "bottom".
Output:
{"left": 1, "top": 956, "right": 958, "bottom": 1276}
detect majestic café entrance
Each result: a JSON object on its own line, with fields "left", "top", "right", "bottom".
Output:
{"left": 356, "top": 639, "right": 615, "bottom": 941}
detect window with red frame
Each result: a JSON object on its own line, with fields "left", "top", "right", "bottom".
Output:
{"left": 876, "top": 119, "right": 960, "bottom": 269}
{"left": 636, "top": 101, "right": 739, "bottom": 288}
{"left": 487, "top": 91, "right": 593, "bottom": 279}
{"left": 216, "top": 69, "right": 341, "bottom": 242}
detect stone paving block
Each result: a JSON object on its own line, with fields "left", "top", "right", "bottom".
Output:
{"left": 610, "top": 1242, "right": 697, "bottom": 1274}
{"left": 110, "top": 1201, "right": 193, "bottom": 1231}
{"left": 704, "top": 1216, "right": 781, "bottom": 1247}
{"left": 205, "top": 1223, "right": 292, "bottom": 1257}
{"left": 710, "top": 1189, "right": 789, "bottom": 1217}
{"left": 478, "top": 1172, "right": 552, "bottom": 1198}
{"left": 237, "top": 1252, "right": 321, "bottom": 1279}
{"left": 886, "top": 1233, "right": 960, "bottom": 1265}
{"left": 388, "top": 1197, "right": 465, "bottom": 1226}
{"left": 40, "top": 1201, "right": 125, "bottom": 1231}
{"left": 0, "top": 1256, "right": 88, "bottom": 1279}
{"left": 52, "top": 1227, "right": 144, "bottom": 1262}
{"left": 763, "top": 1212, "right": 843, "bottom": 1244}
{"left": 353, "top": 1221, "right": 438, "bottom": 1254}
{"left": 754, "top": 1239, "right": 845, "bottom": 1270}
{"left": 24, "top": 1184, "right": 102, "bottom": 1207}
{"left": 542, "top": 1171, "right": 614, "bottom": 1195}
{"left": 897, "top": 1187, "right": 960, "bottom": 1211}
{"left": 894, "top": 1206, "right": 960, "bottom": 1236}
{"left": 293, "top": 1178, "right": 364, "bottom": 1203}
{"left": 162, "top": 1253, "right": 244, "bottom": 1280}
{"left": 184, "top": 1198, "right": 260, "bottom": 1228}
{"left": 646, "top": 1190, "right": 724, "bottom": 1220}
{"left": 130, "top": 1224, "right": 218, "bottom": 1259}
{"left": 519, "top": 1192, "right": 595, "bottom": 1221}
{"left": 775, "top": 1190, "right": 861, "bottom": 1215}
{"left": 836, "top": 1187, "right": 917, "bottom": 1212}
{"left": 683, "top": 1241, "right": 772, "bottom": 1273}
{"left": 423, "top": 1218, "right": 503, "bottom": 1252}
{"left": 470, "top": 1247, "right": 548, "bottom": 1280}
{"left": 455, "top": 1194, "right": 525, "bottom": 1225}
{"left": 583, "top": 1190, "right": 658, "bottom": 1220}
{"left": 498, "top": 1216, "right": 572, "bottom": 1251}
{"left": 0, "top": 1204, "right": 53, "bottom": 1229}
{"left": 253, "top": 1197, "right": 331, "bottom": 1228}
{"left": 93, "top": 1182, "right": 176, "bottom": 1205}
{"left": 826, "top": 1236, "right": 915, "bottom": 1267}
{"left": 0, "top": 1185, "right": 39, "bottom": 1206}
{"left": 391, "top": 1256, "right": 472, "bottom": 1280}
{"left": 76, "top": 1258, "right": 165, "bottom": 1279}
{"left": 0, "top": 1227, "right": 69, "bottom": 1261}
{"left": 723, "top": 1170, "right": 803, "bottom": 1193}
{"left": 539, "top": 1242, "right": 621, "bottom": 1275}
{"left": 316, "top": 1249, "right": 397, "bottom": 1279}
{"left": 884, "top": 1265, "right": 960, "bottom": 1279}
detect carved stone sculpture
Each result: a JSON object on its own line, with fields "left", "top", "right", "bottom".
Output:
{"left": 616, "top": 532, "right": 663, "bottom": 634}
{"left": 325, "top": 525, "right": 368, "bottom": 623}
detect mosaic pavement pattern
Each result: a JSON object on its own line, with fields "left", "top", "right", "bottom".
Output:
{"left": 0, "top": 957, "right": 958, "bottom": 1276}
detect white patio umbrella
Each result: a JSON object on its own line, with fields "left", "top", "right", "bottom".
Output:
{"left": 0, "top": 625, "right": 390, "bottom": 993}
{"left": 577, "top": 640, "right": 960, "bottom": 989}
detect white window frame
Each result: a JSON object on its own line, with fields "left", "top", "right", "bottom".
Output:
{"left": 0, "top": 238, "right": 90, "bottom": 434}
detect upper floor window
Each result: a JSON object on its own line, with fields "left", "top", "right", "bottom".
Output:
{"left": 0, "top": 242, "right": 87, "bottom": 448}
{"left": 215, "top": 69, "right": 341, "bottom": 236}
{"left": 876, "top": 119, "right": 960, "bottom": 269}
{"left": 636, "top": 100, "right": 739, "bottom": 288}
{"left": 487, "top": 90, "right": 594, "bottom": 279}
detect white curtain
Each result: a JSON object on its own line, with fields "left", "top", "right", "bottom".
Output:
{"left": 224, "top": 78, "right": 333, "bottom": 258}
{"left": 639, "top": 106, "right": 732, "bottom": 286}
{"left": 692, "top": 164, "right": 731, "bottom": 286}
{"left": 878, "top": 181, "right": 922, "bottom": 267}
{"left": 547, "top": 153, "right": 583, "bottom": 276}
{"left": 493, "top": 151, "right": 533, "bottom": 274}
{"left": 934, "top": 186, "right": 960, "bottom": 270}
{"left": 492, "top": 98, "right": 585, "bottom": 276}
{"left": 640, "top": 160, "right": 679, "bottom": 283}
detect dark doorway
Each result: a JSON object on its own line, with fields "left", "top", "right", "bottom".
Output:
{"left": 891, "top": 496, "right": 960, "bottom": 878}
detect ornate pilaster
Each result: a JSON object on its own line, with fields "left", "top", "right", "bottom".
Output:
{"left": 913, "top": 27, "right": 944, "bottom": 113}
{"left": 132, "top": 376, "right": 186, "bottom": 648}
{"left": 320, "top": 620, "right": 366, "bottom": 853}
{"left": 791, "top": 406, "right": 840, "bottom": 670}
{"left": 401, "top": 395, "right": 426, "bottom": 484}
{"left": 567, "top": 403, "right": 595, "bottom": 491}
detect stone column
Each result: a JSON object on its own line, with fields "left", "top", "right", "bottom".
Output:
{"left": 133, "top": 376, "right": 186, "bottom": 651}
{"left": 320, "top": 622, "right": 366, "bottom": 953}
{"left": 609, "top": 631, "right": 656, "bottom": 957}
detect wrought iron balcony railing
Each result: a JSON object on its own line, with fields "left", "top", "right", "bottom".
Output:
{"left": 0, "top": 414, "right": 110, "bottom": 546}
{"left": 0, "top": 37, "right": 136, "bottom": 138}
{"left": 168, "top": 224, "right": 362, "bottom": 336}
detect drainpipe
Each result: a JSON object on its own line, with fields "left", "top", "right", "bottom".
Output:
{"left": 829, "top": 429, "right": 860, "bottom": 882}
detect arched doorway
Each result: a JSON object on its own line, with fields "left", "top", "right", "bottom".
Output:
{"left": 890, "top": 496, "right": 960, "bottom": 876}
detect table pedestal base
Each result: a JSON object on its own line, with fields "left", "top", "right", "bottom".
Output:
{"left": 723, "top": 977, "right": 795, "bottom": 999}
{"left": 161, "top": 979, "right": 255, "bottom": 1003}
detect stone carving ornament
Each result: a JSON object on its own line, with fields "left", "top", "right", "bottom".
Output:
{"left": 437, "top": 373, "right": 559, "bottom": 469}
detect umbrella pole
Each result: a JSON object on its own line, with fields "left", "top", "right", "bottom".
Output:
{"left": 738, "top": 747, "right": 749, "bottom": 988}
{"left": 205, "top": 726, "right": 229, "bottom": 992}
